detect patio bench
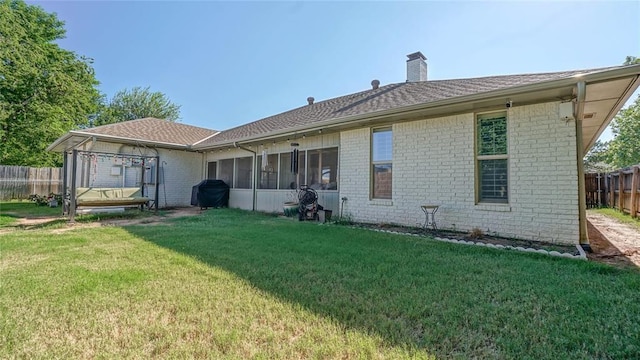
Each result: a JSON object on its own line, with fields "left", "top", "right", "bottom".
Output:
{"left": 74, "top": 187, "right": 150, "bottom": 209}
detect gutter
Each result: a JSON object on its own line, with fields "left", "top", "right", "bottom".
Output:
{"left": 234, "top": 141, "right": 257, "bottom": 211}
{"left": 193, "top": 65, "right": 640, "bottom": 150}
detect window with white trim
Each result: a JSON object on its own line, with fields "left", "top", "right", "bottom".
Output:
{"left": 476, "top": 112, "right": 508, "bottom": 203}
{"left": 235, "top": 156, "right": 253, "bottom": 189}
{"left": 372, "top": 128, "right": 392, "bottom": 199}
{"left": 207, "top": 161, "right": 217, "bottom": 180}
{"left": 218, "top": 159, "right": 234, "bottom": 188}
{"left": 258, "top": 153, "right": 278, "bottom": 189}
{"left": 307, "top": 147, "right": 338, "bottom": 190}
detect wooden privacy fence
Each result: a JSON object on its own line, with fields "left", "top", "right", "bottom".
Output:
{"left": 585, "top": 164, "right": 640, "bottom": 218}
{"left": 0, "top": 166, "right": 63, "bottom": 200}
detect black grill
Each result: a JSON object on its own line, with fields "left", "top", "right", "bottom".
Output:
{"left": 191, "top": 180, "right": 230, "bottom": 208}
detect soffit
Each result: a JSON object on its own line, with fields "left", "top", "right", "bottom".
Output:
{"left": 582, "top": 76, "right": 637, "bottom": 152}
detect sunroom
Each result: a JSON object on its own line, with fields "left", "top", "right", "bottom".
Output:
{"left": 202, "top": 132, "right": 340, "bottom": 213}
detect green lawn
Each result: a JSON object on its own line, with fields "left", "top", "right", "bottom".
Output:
{"left": 1, "top": 207, "right": 639, "bottom": 359}
{"left": 0, "top": 200, "right": 61, "bottom": 226}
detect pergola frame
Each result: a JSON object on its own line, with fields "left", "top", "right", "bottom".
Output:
{"left": 63, "top": 149, "right": 160, "bottom": 222}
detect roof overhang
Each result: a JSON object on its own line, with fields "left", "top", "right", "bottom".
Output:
{"left": 193, "top": 65, "right": 640, "bottom": 153}
{"left": 580, "top": 75, "right": 640, "bottom": 151}
{"left": 46, "top": 131, "right": 195, "bottom": 153}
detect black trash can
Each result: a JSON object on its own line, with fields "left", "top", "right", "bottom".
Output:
{"left": 191, "top": 180, "right": 230, "bottom": 208}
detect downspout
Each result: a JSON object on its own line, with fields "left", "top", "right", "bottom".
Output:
{"left": 201, "top": 151, "right": 206, "bottom": 180}
{"left": 574, "top": 81, "right": 590, "bottom": 251}
{"left": 234, "top": 142, "right": 257, "bottom": 211}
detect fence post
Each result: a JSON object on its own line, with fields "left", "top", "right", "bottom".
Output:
{"left": 603, "top": 173, "right": 608, "bottom": 207}
{"left": 619, "top": 169, "right": 624, "bottom": 212}
{"left": 631, "top": 166, "right": 639, "bottom": 219}
{"left": 610, "top": 173, "right": 615, "bottom": 208}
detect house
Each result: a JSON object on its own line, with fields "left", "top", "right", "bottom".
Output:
{"left": 48, "top": 52, "right": 640, "bottom": 246}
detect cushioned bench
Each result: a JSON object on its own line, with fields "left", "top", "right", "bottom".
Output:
{"left": 75, "top": 187, "right": 150, "bottom": 208}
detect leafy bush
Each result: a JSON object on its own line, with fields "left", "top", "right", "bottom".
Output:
{"left": 29, "top": 193, "right": 62, "bottom": 207}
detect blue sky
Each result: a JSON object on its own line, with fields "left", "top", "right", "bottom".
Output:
{"left": 32, "top": 1, "right": 640, "bottom": 140}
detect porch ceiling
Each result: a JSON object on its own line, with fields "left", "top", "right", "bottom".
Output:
{"left": 48, "top": 134, "right": 93, "bottom": 153}
{"left": 582, "top": 76, "right": 639, "bottom": 152}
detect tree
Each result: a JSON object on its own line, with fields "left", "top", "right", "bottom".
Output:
{"left": 584, "top": 140, "right": 614, "bottom": 172}
{"left": 623, "top": 56, "right": 640, "bottom": 65}
{"left": 604, "top": 94, "right": 640, "bottom": 168}
{"left": 92, "top": 86, "right": 181, "bottom": 126}
{"left": 0, "top": 0, "right": 100, "bottom": 166}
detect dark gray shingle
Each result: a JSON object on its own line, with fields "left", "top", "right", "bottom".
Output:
{"left": 79, "top": 118, "right": 218, "bottom": 146}
{"left": 197, "top": 67, "right": 617, "bottom": 147}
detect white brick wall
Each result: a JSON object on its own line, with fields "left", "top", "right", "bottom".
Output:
{"left": 339, "top": 101, "right": 580, "bottom": 244}
{"left": 155, "top": 148, "right": 203, "bottom": 207}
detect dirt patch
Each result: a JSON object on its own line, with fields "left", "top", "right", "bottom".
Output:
{"left": 15, "top": 217, "right": 63, "bottom": 227}
{"left": 100, "top": 207, "right": 203, "bottom": 226}
{"left": 587, "top": 212, "right": 640, "bottom": 268}
{"left": 1, "top": 207, "right": 205, "bottom": 234}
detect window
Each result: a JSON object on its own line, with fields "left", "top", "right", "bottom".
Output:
{"left": 235, "top": 156, "right": 253, "bottom": 189}
{"left": 218, "top": 159, "right": 234, "bottom": 188}
{"left": 372, "top": 128, "right": 392, "bottom": 199}
{"left": 207, "top": 162, "right": 217, "bottom": 180}
{"left": 279, "top": 152, "right": 293, "bottom": 189}
{"left": 476, "top": 112, "right": 508, "bottom": 203}
{"left": 258, "top": 154, "right": 278, "bottom": 189}
{"left": 307, "top": 147, "right": 338, "bottom": 190}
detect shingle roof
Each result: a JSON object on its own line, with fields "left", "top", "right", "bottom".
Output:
{"left": 196, "top": 67, "right": 619, "bottom": 148}
{"left": 77, "top": 117, "right": 218, "bottom": 146}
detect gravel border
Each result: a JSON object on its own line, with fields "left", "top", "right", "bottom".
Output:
{"left": 362, "top": 227, "right": 587, "bottom": 261}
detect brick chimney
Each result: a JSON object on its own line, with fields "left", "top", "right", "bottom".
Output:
{"left": 406, "top": 51, "right": 427, "bottom": 82}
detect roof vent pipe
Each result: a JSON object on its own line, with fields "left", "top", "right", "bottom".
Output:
{"left": 371, "top": 79, "right": 380, "bottom": 90}
{"left": 307, "top": 97, "right": 314, "bottom": 105}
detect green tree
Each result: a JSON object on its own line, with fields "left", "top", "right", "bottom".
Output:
{"left": 584, "top": 140, "right": 614, "bottom": 172}
{"left": 92, "top": 86, "right": 181, "bottom": 126}
{"left": 0, "top": 0, "right": 100, "bottom": 166}
{"left": 604, "top": 94, "right": 640, "bottom": 168}
{"left": 623, "top": 56, "right": 640, "bottom": 65}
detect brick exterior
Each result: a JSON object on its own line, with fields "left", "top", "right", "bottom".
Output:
{"left": 339, "top": 101, "right": 580, "bottom": 245}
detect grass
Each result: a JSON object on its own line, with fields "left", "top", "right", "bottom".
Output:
{"left": 1, "top": 200, "right": 60, "bottom": 218}
{"left": 1, "top": 208, "right": 640, "bottom": 358}
{"left": 1, "top": 201, "right": 61, "bottom": 227}
{"left": 590, "top": 207, "right": 640, "bottom": 230}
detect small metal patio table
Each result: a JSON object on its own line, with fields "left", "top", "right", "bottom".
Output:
{"left": 421, "top": 205, "right": 439, "bottom": 230}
